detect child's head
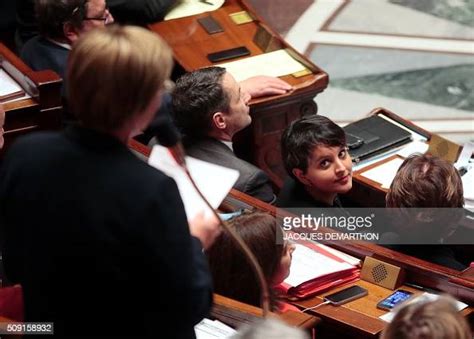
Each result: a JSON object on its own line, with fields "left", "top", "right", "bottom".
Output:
{"left": 281, "top": 115, "right": 352, "bottom": 200}
{"left": 207, "top": 211, "right": 294, "bottom": 308}
{"left": 381, "top": 296, "right": 471, "bottom": 339}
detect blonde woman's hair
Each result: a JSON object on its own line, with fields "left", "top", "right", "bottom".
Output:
{"left": 381, "top": 296, "right": 471, "bottom": 339}
{"left": 67, "top": 25, "right": 173, "bottom": 131}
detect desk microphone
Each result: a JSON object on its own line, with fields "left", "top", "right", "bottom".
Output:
{"left": 153, "top": 114, "right": 271, "bottom": 316}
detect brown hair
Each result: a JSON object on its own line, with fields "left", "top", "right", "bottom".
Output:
{"left": 67, "top": 25, "right": 173, "bottom": 132}
{"left": 36, "top": 0, "right": 88, "bottom": 40}
{"left": 381, "top": 296, "right": 471, "bottom": 339}
{"left": 207, "top": 211, "right": 284, "bottom": 309}
{"left": 387, "top": 154, "right": 464, "bottom": 208}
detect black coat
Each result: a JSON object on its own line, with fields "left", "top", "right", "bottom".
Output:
{"left": 0, "top": 125, "right": 212, "bottom": 338}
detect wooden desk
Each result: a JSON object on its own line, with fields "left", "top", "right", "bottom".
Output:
{"left": 128, "top": 140, "right": 473, "bottom": 338}
{"left": 0, "top": 42, "right": 62, "bottom": 155}
{"left": 148, "top": 0, "right": 329, "bottom": 188}
{"left": 213, "top": 294, "right": 320, "bottom": 331}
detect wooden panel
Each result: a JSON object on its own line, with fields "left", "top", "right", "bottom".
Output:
{"left": 0, "top": 42, "right": 62, "bottom": 155}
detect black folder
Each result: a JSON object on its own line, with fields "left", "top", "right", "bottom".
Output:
{"left": 343, "top": 115, "right": 412, "bottom": 162}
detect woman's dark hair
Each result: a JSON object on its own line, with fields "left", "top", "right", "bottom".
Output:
{"left": 281, "top": 115, "right": 346, "bottom": 179}
{"left": 207, "top": 211, "right": 284, "bottom": 309}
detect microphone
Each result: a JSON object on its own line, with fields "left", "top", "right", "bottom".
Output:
{"left": 152, "top": 111, "right": 187, "bottom": 168}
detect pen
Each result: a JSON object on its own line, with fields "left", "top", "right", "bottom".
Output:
{"left": 405, "top": 282, "right": 438, "bottom": 294}
{"left": 199, "top": 0, "right": 214, "bottom": 5}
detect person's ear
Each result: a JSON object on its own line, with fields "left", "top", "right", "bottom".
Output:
{"left": 292, "top": 168, "right": 310, "bottom": 186}
{"left": 212, "top": 112, "right": 226, "bottom": 130}
{"left": 63, "top": 22, "right": 80, "bottom": 44}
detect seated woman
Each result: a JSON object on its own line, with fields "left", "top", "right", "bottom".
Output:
{"left": 384, "top": 154, "right": 468, "bottom": 270}
{"left": 276, "top": 115, "right": 352, "bottom": 208}
{"left": 207, "top": 211, "right": 295, "bottom": 312}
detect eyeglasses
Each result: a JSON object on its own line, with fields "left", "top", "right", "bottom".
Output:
{"left": 84, "top": 7, "right": 112, "bottom": 24}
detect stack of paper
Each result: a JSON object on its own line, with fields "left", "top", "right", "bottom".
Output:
{"left": 0, "top": 69, "right": 25, "bottom": 102}
{"left": 278, "top": 242, "right": 360, "bottom": 299}
{"left": 195, "top": 318, "right": 236, "bottom": 339}
{"left": 165, "top": 0, "right": 225, "bottom": 20}
{"left": 218, "top": 49, "right": 307, "bottom": 82}
{"left": 148, "top": 145, "right": 239, "bottom": 220}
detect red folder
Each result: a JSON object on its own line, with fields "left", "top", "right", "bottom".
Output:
{"left": 276, "top": 238, "right": 361, "bottom": 299}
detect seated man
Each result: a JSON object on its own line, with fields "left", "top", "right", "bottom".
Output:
{"left": 385, "top": 154, "right": 468, "bottom": 270}
{"left": 171, "top": 67, "right": 277, "bottom": 203}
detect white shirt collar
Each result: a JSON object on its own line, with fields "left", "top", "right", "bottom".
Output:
{"left": 47, "top": 38, "right": 72, "bottom": 50}
{"left": 220, "top": 140, "right": 234, "bottom": 152}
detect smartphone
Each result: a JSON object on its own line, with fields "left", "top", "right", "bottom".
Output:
{"left": 207, "top": 46, "right": 250, "bottom": 63}
{"left": 197, "top": 15, "right": 224, "bottom": 34}
{"left": 377, "top": 289, "right": 413, "bottom": 311}
{"left": 346, "top": 133, "right": 364, "bottom": 150}
{"left": 324, "top": 285, "right": 368, "bottom": 306}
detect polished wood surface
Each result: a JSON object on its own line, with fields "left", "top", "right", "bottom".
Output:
{"left": 128, "top": 140, "right": 473, "bottom": 338}
{"left": 148, "top": 0, "right": 329, "bottom": 188}
{"left": 0, "top": 42, "right": 62, "bottom": 155}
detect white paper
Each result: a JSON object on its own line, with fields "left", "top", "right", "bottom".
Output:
{"left": 361, "top": 157, "right": 404, "bottom": 189}
{"left": 148, "top": 145, "right": 239, "bottom": 220}
{"left": 284, "top": 244, "right": 353, "bottom": 287}
{"left": 165, "top": 0, "right": 225, "bottom": 20}
{"left": 379, "top": 292, "right": 468, "bottom": 323}
{"left": 455, "top": 141, "right": 474, "bottom": 169}
{"left": 316, "top": 243, "right": 361, "bottom": 267}
{"left": 218, "top": 50, "right": 307, "bottom": 82}
{"left": 0, "top": 69, "right": 24, "bottom": 98}
{"left": 195, "top": 318, "right": 236, "bottom": 339}
{"left": 396, "top": 140, "right": 429, "bottom": 158}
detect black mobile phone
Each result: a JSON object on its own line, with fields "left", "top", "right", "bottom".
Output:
{"left": 324, "top": 285, "right": 368, "bottom": 306}
{"left": 376, "top": 289, "right": 413, "bottom": 311}
{"left": 207, "top": 46, "right": 250, "bottom": 63}
{"left": 346, "top": 133, "right": 364, "bottom": 150}
{"left": 197, "top": 15, "right": 224, "bottom": 34}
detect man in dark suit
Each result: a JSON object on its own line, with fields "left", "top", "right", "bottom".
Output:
{"left": 171, "top": 67, "right": 277, "bottom": 204}
{"left": 0, "top": 26, "right": 219, "bottom": 338}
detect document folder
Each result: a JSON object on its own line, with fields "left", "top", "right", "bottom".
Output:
{"left": 343, "top": 116, "right": 412, "bottom": 163}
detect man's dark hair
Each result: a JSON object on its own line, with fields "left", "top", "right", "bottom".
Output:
{"left": 281, "top": 115, "right": 346, "bottom": 179}
{"left": 172, "top": 67, "right": 230, "bottom": 138}
{"left": 35, "top": 0, "right": 87, "bottom": 40}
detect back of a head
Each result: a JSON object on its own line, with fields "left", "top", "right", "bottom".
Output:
{"left": 231, "top": 318, "right": 308, "bottom": 339}
{"left": 67, "top": 25, "right": 173, "bottom": 132}
{"left": 207, "top": 212, "right": 283, "bottom": 308}
{"left": 36, "top": 0, "right": 85, "bottom": 40}
{"left": 281, "top": 115, "right": 346, "bottom": 179}
{"left": 172, "top": 66, "right": 229, "bottom": 138}
{"left": 381, "top": 297, "right": 471, "bottom": 339}
{"left": 387, "top": 154, "right": 464, "bottom": 208}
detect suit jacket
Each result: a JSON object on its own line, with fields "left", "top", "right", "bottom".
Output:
{"left": 184, "top": 137, "right": 275, "bottom": 203}
{"left": 0, "top": 125, "right": 212, "bottom": 338}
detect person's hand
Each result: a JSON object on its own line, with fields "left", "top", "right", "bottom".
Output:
{"left": 240, "top": 76, "right": 292, "bottom": 98}
{"left": 188, "top": 212, "right": 221, "bottom": 250}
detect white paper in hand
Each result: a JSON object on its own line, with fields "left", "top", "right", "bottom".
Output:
{"left": 148, "top": 145, "right": 239, "bottom": 220}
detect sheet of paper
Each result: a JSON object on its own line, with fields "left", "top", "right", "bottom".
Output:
{"left": 148, "top": 145, "right": 239, "bottom": 220}
{"left": 0, "top": 69, "right": 24, "bottom": 100}
{"left": 284, "top": 244, "right": 353, "bottom": 287}
{"left": 379, "top": 292, "right": 468, "bottom": 323}
{"left": 361, "top": 157, "right": 404, "bottom": 189}
{"left": 455, "top": 141, "right": 474, "bottom": 168}
{"left": 316, "top": 243, "right": 361, "bottom": 267}
{"left": 165, "top": 0, "right": 225, "bottom": 20}
{"left": 396, "top": 140, "right": 429, "bottom": 158}
{"left": 218, "top": 49, "right": 307, "bottom": 82}
{"left": 195, "top": 318, "right": 236, "bottom": 339}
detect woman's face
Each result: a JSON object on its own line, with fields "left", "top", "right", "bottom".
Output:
{"left": 271, "top": 242, "right": 295, "bottom": 285}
